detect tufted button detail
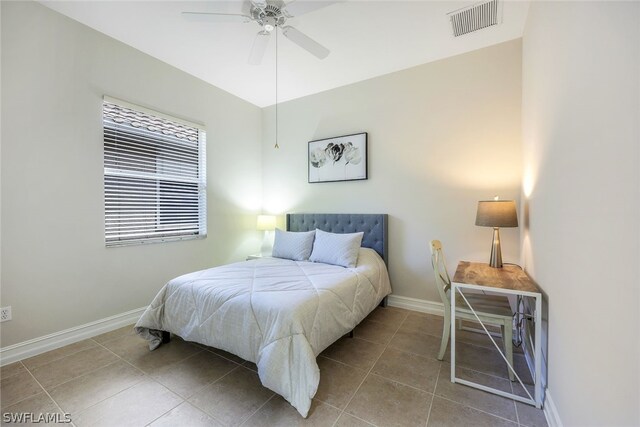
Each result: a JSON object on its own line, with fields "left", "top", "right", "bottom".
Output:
{"left": 287, "top": 213, "right": 386, "bottom": 262}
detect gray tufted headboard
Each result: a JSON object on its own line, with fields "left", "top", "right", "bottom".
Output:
{"left": 286, "top": 213, "right": 388, "bottom": 264}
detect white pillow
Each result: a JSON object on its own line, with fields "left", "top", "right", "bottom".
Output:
{"left": 309, "top": 229, "right": 364, "bottom": 268}
{"left": 271, "top": 229, "right": 316, "bottom": 261}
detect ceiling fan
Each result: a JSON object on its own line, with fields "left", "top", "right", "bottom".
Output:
{"left": 182, "top": 0, "right": 343, "bottom": 65}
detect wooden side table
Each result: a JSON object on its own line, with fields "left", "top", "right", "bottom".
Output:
{"left": 451, "top": 261, "right": 543, "bottom": 408}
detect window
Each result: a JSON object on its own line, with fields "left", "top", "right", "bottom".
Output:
{"left": 103, "top": 97, "right": 206, "bottom": 247}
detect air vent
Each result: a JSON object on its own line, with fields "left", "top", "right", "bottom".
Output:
{"left": 448, "top": 0, "right": 501, "bottom": 37}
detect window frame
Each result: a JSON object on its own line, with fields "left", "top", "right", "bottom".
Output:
{"left": 103, "top": 96, "right": 207, "bottom": 247}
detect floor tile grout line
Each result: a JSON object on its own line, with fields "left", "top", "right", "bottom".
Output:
{"left": 91, "top": 333, "right": 196, "bottom": 425}
{"left": 353, "top": 312, "right": 403, "bottom": 334}
{"left": 424, "top": 362, "right": 442, "bottom": 427}
{"left": 329, "top": 407, "right": 344, "bottom": 426}
{"left": 48, "top": 358, "right": 145, "bottom": 394}
{"left": 90, "top": 329, "right": 137, "bottom": 347}
{"left": 367, "top": 371, "right": 434, "bottom": 394}
{"left": 315, "top": 396, "right": 374, "bottom": 424}
{"left": 360, "top": 316, "right": 394, "bottom": 326}
{"left": 312, "top": 394, "right": 359, "bottom": 426}
{"left": 92, "top": 335, "right": 222, "bottom": 382}
{"left": 94, "top": 336, "right": 248, "bottom": 423}
{"left": 183, "top": 363, "right": 271, "bottom": 425}
{"left": 2, "top": 361, "right": 117, "bottom": 411}
{"left": 405, "top": 322, "right": 524, "bottom": 354}
{"left": 395, "top": 338, "right": 530, "bottom": 385}
{"left": 201, "top": 346, "right": 254, "bottom": 366}
{"left": 316, "top": 354, "right": 370, "bottom": 373}
{"left": 72, "top": 377, "right": 150, "bottom": 422}
{"left": 398, "top": 311, "right": 523, "bottom": 424}
{"left": 346, "top": 333, "right": 393, "bottom": 347}
{"left": 19, "top": 341, "right": 99, "bottom": 373}
{"left": 21, "top": 351, "right": 123, "bottom": 399}
{"left": 21, "top": 360, "right": 78, "bottom": 427}
{"left": 238, "top": 393, "right": 276, "bottom": 426}
{"left": 449, "top": 358, "right": 528, "bottom": 384}
{"left": 434, "top": 366, "right": 521, "bottom": 423}
{"left": 94, "top": 332, "right": 266, "bottom": 408}
{"left": 68, "top": 339, "right": 177, "bottom": 418}
{"left": 143, "top": 399, "right": 186, "bottom": 427}
{"left": 183, "top": 364, "right": 244, "bottom": 405}
{"left": 340, "top": 412, "right": 378, "bottom": 426}
{"left": 324, "top": 328, "right": 517, "bottom": 397}
{"left": 0, "top": 361, "right": 29, "bottom": 381}
{"left": 0, "top": 390, "right": 50, "bottom": 413}
{"left": 328, "top": 309, "right": 410, "bottom": 427}
{"left": 67, "top": 372, "right": 184, "bottom": 424}
{"left": 157, "top": 362, "right": 241, "bottom": 401}
{"left": 190, "top": 365, "right": 268, "bottom": 426}
{"left": 435, "top": 394, "right": 520, "bottom": 425}
{"left": 324, "top": 401, "right": 344, "bottom": 427}
{"left": 381, "top": 333, "right": 523, "bottom": 391}
{"left": 134, "top": 344, "right": 208, "bottom": 382}
{"left": 352, "top": 414, "right": 377, "bottom": 426}
{"left": 335, "top": 310, "right": 410, "bottom": 425}
{"left": 511, "top": 378, "right": 522, "bottom": 426}
{"left": 21, "top": 335, "right": 148, "bottom": 394}
{"left": 91, "top": 339, "right": 151, "bottom": 377}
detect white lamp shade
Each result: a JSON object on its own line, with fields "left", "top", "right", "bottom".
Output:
{"left": 257, "top": 215, "right": 276, "bottom": 231}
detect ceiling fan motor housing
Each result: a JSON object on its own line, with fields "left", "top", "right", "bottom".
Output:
{"left": 251, "top": 3, "right": 286, "bottom": 29}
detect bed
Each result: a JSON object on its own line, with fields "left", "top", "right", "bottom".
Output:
{"left": 135, "top": 213, "right": 392, "bottom": 417}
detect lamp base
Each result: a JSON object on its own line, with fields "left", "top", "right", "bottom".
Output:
{"left": 489, "top": 227, "right": 503, "bottom": 268}
{"left": 260, "top": 230, "right": 274, "bottom": 256}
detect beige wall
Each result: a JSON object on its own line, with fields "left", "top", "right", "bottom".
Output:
{"left": 0, "top": 1, "right": 263, "bottom": 347}
{"left": 262, "top": 40, "right": 523, "bottom": 302}
{"left": 521, "top": 1, "right": 640, "bottom": 425}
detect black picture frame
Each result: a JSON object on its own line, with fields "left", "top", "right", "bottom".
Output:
{"left": 308, "top": 132, "right": 368, "bottom": 183}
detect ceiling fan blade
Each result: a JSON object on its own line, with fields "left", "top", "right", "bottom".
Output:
{"left": 283, "top": 0, "right": 345, "bottom": 17}
{"left": 281, "top": 25, "right": 329, "bottom": 59}
{"left": 248, "top": 31, "right": 272, "bottom": 65}
{"left": 182, "top": 12, "right": 251, "bottom": 23}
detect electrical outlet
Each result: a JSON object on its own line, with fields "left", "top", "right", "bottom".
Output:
{"left": 0, "top": 306, "right": 12, "bottom": 322}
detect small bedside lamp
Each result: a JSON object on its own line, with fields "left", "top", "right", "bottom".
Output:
{"left": 257, "top": 215, "right": 276, "bottom": 256}
{"left": 475, "top": 197, "right": 518, "bottom": 268}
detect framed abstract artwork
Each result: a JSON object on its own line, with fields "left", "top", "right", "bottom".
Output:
{"left": 308, "top": 132, "right": 368, "bottom": 183}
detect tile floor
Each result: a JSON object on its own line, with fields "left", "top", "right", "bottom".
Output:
{"left": 0, "top": 307, "right": 548, "bottom": 426}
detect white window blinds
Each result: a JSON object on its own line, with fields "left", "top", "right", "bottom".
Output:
{"left": 103, "top": 97, "right": 206, "bottom": 247}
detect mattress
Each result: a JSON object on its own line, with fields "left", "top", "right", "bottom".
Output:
{"left": 135, "top": 247, "right": 392, "bottom": 417}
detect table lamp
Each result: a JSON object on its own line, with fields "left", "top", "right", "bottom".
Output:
{"left": 475, "top": 197, "right": 518, "bottom": 268}
{"left": 257, "top": 215, "right": 276, "bottom": 256}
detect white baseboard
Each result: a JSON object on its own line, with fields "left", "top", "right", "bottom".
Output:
{"left": 543, "top": 389, "right": 563, "bottom": 427}
{"left": 0, "top": 307, "right": 147, "bottom": 366}
{"left": 387, "top": 295, "right": 444, "bottom": 316}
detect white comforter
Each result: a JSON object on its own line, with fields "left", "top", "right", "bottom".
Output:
{"left": 135, "top": 247, "right": 392, "bottom": 417}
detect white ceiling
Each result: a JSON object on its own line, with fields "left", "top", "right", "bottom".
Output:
{"left": 40, "top": 0, "right": 530, "bottom": 107}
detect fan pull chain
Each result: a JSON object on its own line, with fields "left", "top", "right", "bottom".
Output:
{"left": 274, "top": 27, "right": 279, "bottom": 149}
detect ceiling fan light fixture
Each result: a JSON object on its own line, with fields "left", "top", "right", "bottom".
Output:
{"left": 262, "top": 16, "right": 277, "bottom": 32}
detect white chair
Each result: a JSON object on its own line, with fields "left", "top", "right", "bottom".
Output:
{"left": 430, "top": 240, "right": 515, "bottom": 381}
